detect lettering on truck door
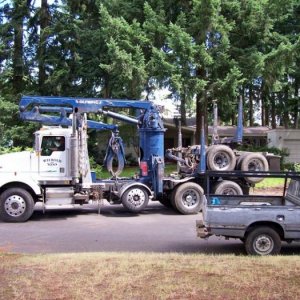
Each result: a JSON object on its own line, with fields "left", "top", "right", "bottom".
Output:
{"left": 39, "top": 136, "right": 67, "bottom": 177}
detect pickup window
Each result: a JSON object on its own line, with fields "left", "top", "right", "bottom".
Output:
{"left": 41, "top": 136, "right": 65, "bottom": 156}
{"left": 285, "top": 179, "right": 300, "bottom": 205}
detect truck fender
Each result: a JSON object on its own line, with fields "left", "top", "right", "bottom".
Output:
{"left": 166, "top": 176, "right": 195, "bottom": 190}
{"left": 0, "top": 176, "right": 42, "bottom": 197}
{"left": 119, "top": 182, "right": 152, "bottom": 199}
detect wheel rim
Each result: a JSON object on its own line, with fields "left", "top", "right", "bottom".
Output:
{"left": 248, "top": 159, "right": 264, "bottom": 172}
{"left": 254, "top": 234, "right": 274, "bottom": 255}
{"left": 4, "top": 195, "right": 26, "bottom": 217}
{"left": 214, "top": 152, "right": 230, "bottom": 169}
{"left": 126, "top": 189, "right": 146, "bottom": 208}
{"left": 182, "top": 190, "right": 199, "bottom": 208}
{"left": 222, "top": 187, "right": 238, "bottom": 195}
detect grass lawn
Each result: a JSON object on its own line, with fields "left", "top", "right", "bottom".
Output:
{"left": 98, "top": 163, "right": 177, "bottom": 178}
{"left": 1, "top": 252, "right": 300, "bottom": 299}
{"left": 255, "top": 177, "right": 285, "bottom": 188}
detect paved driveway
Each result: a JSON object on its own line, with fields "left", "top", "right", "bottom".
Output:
{"left": 0, "top": 202, "right": 299, "bottom": 254}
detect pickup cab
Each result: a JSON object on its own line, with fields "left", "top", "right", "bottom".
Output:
{"left": 196, "top": 172, "right": 300, "bottom": 255}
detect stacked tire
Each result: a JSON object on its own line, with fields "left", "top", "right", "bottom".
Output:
{"left": 237, "top": 152, "right": 269, "bottom": 184}
{"left": 206, "top": 145, "right": 269, "bottom": 195}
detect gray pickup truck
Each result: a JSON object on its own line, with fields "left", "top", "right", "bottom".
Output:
{"left": 197, "top": 172, "right": 300, "bottom": 255}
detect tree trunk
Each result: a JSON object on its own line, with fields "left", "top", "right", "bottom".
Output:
{"left": 180, "top": 95, "right": 187, "bottom": 126}
{"left": 12, "top": 0, "right": 25, "bottom": 95}
{"left": 241, "top": 86, "right": 246, "bottom": 127}
{"left": 283, "top": 81, "right": 289, "bottom": 129}
{"left": 261, "top": 81, "right": 267, "bottom": 126}
{"left": 249, "top": 84, "right": 253, "bottom": 127}
{"left": 195, "top": 67, "right": 208, "bottom": 145}
{"left": 271, "top": 93, "right": 276, "bottom": 129}
{"left": 38, "top": 0, "right": 50, "bottom": 93}
{"left": 293, "top": 78, "right": 299, "bottom": 128}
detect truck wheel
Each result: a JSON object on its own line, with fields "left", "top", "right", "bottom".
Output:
{"left": 172, "top": 182, "right": 203, "bottom": 214}
{"left": 245, "top": 227, "right": 281, "bottom": 255}
{"left": 206, "top": 145, "right": 236, "bottom": 171}
{"left": 213, "top": 180, "right": 243, "bottom": 195}
{"left": 121, "top": 186, "right": 149, "bottom": 213}
{"left": 239, "top": 153, "right": 269, "bottom": 184}
{"left": 0, "top": 188, "right": 35, "bottom": 222}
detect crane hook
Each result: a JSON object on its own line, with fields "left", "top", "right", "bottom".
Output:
{"left": 104, "top": 131, "right": 126, "bottom": 177}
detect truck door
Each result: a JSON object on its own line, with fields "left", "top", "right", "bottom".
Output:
{"left": 39, "top": 136, "right": 67, "bottom": 177}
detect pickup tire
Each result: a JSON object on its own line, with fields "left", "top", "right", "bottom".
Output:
{"left": 213, "top": 180, "right": 243, "bottom": 195}
{"left": 0, "top": 188, "right": 35, "bottom": 222}
{"left": 206, "top": 145, "right": 236, "bottom": 171}
{"left": 172, "top": 182, "right": 203, "bottom": 214}
{"left": 121, "top": 186, "right": 149, "bottom": 213}
{"left": 245, "top": 226, "right": 281, "bottom": 255}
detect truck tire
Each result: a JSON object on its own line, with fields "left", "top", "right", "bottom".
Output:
{"left": 239, "top": 153, "right": 269, "bottom": 184}
{"left": 206, "top": 145, "right": 236, "bottom": 171}
{"left": 172, "top": 182, "right": 203, "bottom": 214}
{"left": 245, "top": 226, "right": 281, "bottom": 255}
{"left": 213, "top": 180, "right": 243, "bottom": 195}
{"left": 121, "top": 186, "right": 149, "bottom": 213}
{"left": 0, "top": 188, "right": 35, "bottom": 222}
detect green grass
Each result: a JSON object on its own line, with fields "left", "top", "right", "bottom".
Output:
{"left": 98, "top": 163, "right": 177, "bottom": 178}
{"left": 255, "top": 177, "right": 285, "bottom": 188}
{"left": 1, "top": 252, "right": 300, "bottom": 299}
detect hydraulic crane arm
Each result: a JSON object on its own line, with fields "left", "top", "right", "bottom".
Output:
{"left": 19, "top": 95, "right": 153, "bottom": 114}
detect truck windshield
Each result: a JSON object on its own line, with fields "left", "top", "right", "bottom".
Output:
{"left": 41, "top": 136, "right": 65, "bottom": 156}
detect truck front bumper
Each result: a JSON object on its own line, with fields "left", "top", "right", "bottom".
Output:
{"left": 196, "top": 220, "right": 210, "bottom": 239}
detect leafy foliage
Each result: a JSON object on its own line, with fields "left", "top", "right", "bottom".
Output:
{"left": 0, "top": 0, "right": 299, "bottom": 156}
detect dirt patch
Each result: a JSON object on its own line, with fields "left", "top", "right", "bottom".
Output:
{"left": 251, "top": 186, "right": 283, "bottom": 195}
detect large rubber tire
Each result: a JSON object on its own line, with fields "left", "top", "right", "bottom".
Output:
{"left": 213, "top": 180, "right": 243, "bottom": 195}
{"left": 0, "top": 188, "right": 35, "bottom": 222}
{"left": 121, "top": 186, "right": 149, "bottom": 213}
{"left": 172, "top": 182, "right": 203, "bottom": 214}
{"left": 239, "top": 153, "right": 269, "bottom": 183}
{"left": 206, "top": 145, "right": 236, "bottom": 171}
{"left": 245, "top": 226, "right": 281, "bottom": 255}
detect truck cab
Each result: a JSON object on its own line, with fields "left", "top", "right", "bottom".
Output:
{"left": 35, "top": 127, "right": 71, "bottom": 180}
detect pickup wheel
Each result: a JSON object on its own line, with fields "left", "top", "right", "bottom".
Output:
{"left": 0, "top": 188, "right": 35, "bottom": 222}
{"left": 172, "top": 182, "right": 203, "bottom": 214}
{"left": 245, "top": 227, "right": 281, "bottom": 255}
{"left": 121, "top": 186, "right": 149, "bottom": 213}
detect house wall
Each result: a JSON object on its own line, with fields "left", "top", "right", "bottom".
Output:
{"left": 268, "top": 129, "right": 300, "bottom": 163}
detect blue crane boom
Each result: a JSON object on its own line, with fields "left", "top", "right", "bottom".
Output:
{"left": 19, "top": 95, "right": 165, "bottom": 196}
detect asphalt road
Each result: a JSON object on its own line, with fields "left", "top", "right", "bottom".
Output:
{"left": 1, "top": 202, "right": 300, "bottom": 255}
